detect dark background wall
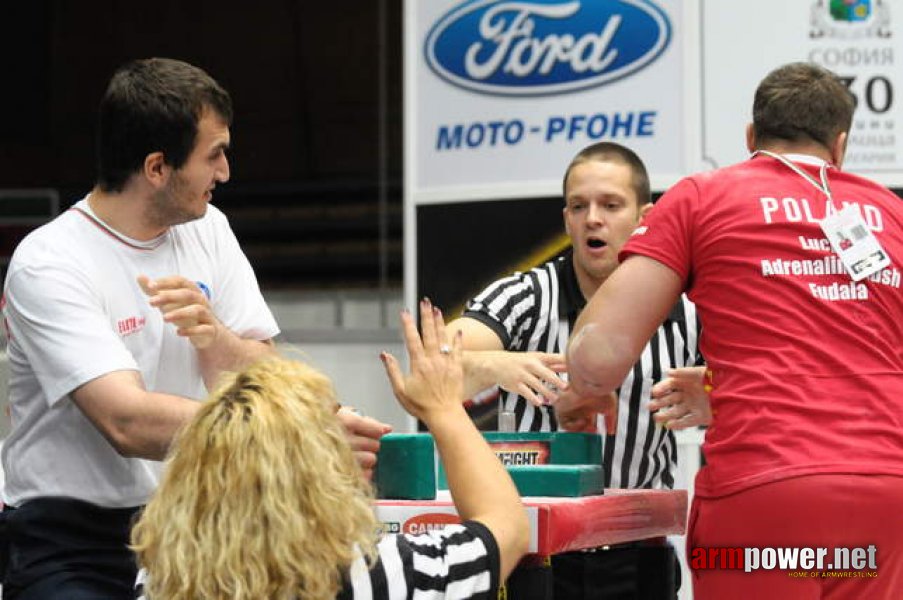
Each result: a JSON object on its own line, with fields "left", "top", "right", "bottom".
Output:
{"left": 0, "top": 0, "right": 404, "bottom": 289}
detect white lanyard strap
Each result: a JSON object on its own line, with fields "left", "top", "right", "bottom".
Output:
{"left": 757, "top": 150, "right": 835, "bottom": 205}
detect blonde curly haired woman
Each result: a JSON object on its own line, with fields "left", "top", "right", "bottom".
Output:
{"left": 132, "top": 299, "right": 529, "bottom": 599}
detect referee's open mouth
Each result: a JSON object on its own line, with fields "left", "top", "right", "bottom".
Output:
{"left": 587, "top": 237, "right": 607, "bottom": 249}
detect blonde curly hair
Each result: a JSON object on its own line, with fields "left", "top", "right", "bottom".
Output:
{"left": 131, "top": 357, "right": 378, "bottom": 599}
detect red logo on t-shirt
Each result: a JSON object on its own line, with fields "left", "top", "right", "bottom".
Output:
{"left": 117, "top": 315, "right": 146, "bottom": 336}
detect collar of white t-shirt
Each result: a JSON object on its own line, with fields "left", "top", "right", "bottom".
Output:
{"left": 79, "top": 196, "right": 169, "bottom": 250}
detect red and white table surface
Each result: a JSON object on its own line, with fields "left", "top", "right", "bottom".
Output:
{"left": 376, "top": 488, "right": 687, "bottom": 557}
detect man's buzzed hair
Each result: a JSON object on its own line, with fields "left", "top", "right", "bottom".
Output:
{"left": 562, "top": 142, "right": 651, "bottom": 205}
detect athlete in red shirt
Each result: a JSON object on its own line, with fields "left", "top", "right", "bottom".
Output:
{"left": 559, "top": 62, "right": 903, "bottom": 598}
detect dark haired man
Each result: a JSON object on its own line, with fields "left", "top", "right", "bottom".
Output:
{"left": 0, "top": 58, "right": 388, "bottom": 599}
{"left": 450, "top": 142, "right": 706, "bottom": 598}
{"left": 565, "top": 62, "right": 903, "bottom": 597}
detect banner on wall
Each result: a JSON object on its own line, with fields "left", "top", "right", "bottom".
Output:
{"left": 406, "top": 0, "right": 688, "bottom": 202}
{"left": 405, "top": 0, "right": 903, "bottom": 316}
{"left": 700, "top": 0, "right": 903, "bottom": 185}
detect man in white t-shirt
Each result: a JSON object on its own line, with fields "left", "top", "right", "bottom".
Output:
{"left": 0, "top": 58, "right": 389, "bottom": 599}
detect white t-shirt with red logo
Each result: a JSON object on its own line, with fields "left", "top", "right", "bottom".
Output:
{"left": 2, "top": 197, "right": 279, "bottom": 508}
{"left": 621, "top": 154, "right": 903, "bottom": 498}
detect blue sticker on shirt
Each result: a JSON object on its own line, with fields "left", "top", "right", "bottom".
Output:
{"left": 196, "top": 281, "right": 212, "bottom": 300}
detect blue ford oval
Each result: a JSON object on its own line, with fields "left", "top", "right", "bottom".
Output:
{"left": 424, "top": 0, "right": 672, "bottom": 96}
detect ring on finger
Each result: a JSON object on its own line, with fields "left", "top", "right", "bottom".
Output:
{"left": 439, "top": 344, "right": 452, "bottom": 355}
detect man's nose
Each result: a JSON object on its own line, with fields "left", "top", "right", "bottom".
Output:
{"left": 216, "top": 155, "right": 230, "bottom": 183}
{"left": 586, "top": 203, "right": 604, "bottom": 225}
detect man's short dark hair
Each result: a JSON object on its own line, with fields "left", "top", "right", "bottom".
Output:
{"left": 96, "top": 58, "right": 233, "bottom": 193}
{"left": 562, "top": 142, "right": 651, "bottom": 206}
{"left": 752, "top": 62, "right": 855, "bottom": 150}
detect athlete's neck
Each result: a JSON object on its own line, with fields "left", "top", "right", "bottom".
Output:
{"left": 757, "top": 141, "right": 833, "bottom": 164}
{"left": 87, "top": 186, "right": 168, "bottom": 241}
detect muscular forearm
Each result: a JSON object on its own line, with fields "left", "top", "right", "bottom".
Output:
{"left": 138, "top": 274, "right": 277, "bottom": 389}
{"left": 197, "top": 324, "right": 276, "bottom": 389}
{"left": 73, "top": 373, "right": 202, "bottom": 461}
{"left": 112, "top": 391, "right": 201, "bottom": 459}
{"left": 568, "top": 256, "right": 683, "bottom": 398}
{"left": 566, "top": 323, "right": 638, "bottom": 397}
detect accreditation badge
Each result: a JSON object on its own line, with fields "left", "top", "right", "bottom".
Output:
{"left": 820, "top": 204, "right": 891, "bottom": 281}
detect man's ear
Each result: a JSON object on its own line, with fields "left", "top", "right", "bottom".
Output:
{"left": 143, "top": 152, "right": 170, "bottom": 188}
{"left": 745, "top": 123, "right": 757, "bottom": 154}
{"left": 638, "top": 202, "right": 654, "bottom": 221}
{"left": 831, "top": 131, "right": 848, "bottom": 169}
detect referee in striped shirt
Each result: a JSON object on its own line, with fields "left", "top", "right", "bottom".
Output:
{"left": 450, "top": 142, "right": 704, "bottom": 599}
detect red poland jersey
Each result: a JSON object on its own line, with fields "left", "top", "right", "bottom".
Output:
{"left": 621, "top": 153, "right": 903, "bottom": 498}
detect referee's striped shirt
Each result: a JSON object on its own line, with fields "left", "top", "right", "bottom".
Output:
{"left": 135, "top": 521, "right": 499, "bottom": 600}
{"left": 463, "top": 252, "right": 703, "bottom": 490}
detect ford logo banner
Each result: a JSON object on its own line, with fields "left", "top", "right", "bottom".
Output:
{"left": 424, "top": 0, "right": 672, "bottom": 96}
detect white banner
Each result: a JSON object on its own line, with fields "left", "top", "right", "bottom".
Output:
{"left": 700, "top": 0, "right": 903, "bottom": 185}
{"left": 404, "top": 0, "right": 903, "bottom": 312}
{"left": 406, "top": 0, "right": 691, "bottom": 202}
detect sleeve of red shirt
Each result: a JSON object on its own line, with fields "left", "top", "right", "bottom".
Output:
{"left": 619, "top": 176, "right": 700, "bottom": 287}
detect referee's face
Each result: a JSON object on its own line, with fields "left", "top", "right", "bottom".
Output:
{"left": 563, "top": 160, "right": 645, "bottom": 294}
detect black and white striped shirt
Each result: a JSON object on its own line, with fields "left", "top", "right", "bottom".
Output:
{"left": 464, "top": 252, "right": 702, "bottom": 489}
{"left": 135, "top": 521, "right": 499, "bottom": 600}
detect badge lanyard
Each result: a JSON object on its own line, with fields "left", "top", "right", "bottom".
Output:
{"left": 756, "top": 150, "right": 890, "bottom": 282}
{"left": 756, "top": 150, "right": 834, "bottom": 205}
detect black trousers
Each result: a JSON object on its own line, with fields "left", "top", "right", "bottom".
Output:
{"left": 551, "top": 543, "right": 680, "bottom": 600}
{"left": 1, "top": 498, "right": 140, "bottom": 600}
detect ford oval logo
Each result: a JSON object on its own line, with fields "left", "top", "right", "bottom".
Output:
{"left": 424, "top": 0, "right": 672, "bottom": 96}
